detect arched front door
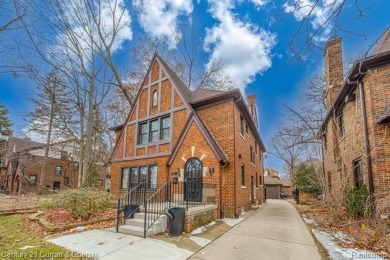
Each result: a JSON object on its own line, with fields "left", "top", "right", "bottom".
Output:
{"left": 184, "top": 157, "right": 203, "bottom": 202}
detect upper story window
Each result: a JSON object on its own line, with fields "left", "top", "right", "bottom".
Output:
{"left": 255, "top": 142, "right": 258, "bottom": 154}
{"left": 250, "top": 146, "right": 255, "bottom": 164}
{"left": 138, "top": 116, "right": 170, "bottom": 145}
{"left": 240, "top": 115, "right": 245, "bottom": 135}
{"left": 55, "top": 166, "right": 62, "bottom": 176}
{"left": 353, "top": 159, "right": 363, "bottom": 188}
{"left": 152, "top": 90, "right": 158, "bottom": 106}
{"left": 337, "top": 111, "right": 345, "bottom": 137}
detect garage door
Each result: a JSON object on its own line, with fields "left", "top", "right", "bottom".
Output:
{"left": 266, "top": 186, "right": 278, "bottom": 199}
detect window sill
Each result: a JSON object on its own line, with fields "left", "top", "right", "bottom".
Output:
{"left": 250, "top": 162, "right": 256, "bottom": 167}
{"left": 241, "top": 186, "right": 246, "bottom": 189}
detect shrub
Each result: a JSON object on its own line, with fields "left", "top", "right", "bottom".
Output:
{"left": 294, "top": 163, "right": 322, "bottom": 197}
{"left": 42, "top": 188, "right": 110, "bottom": 220}
{"left": 346, "top": 185, "right": 370, "bottom": 217}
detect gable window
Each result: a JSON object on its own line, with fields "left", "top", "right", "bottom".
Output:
{"left": 139, "top": 122, "right": 148, "bottom": 144}
{"left": 149, "top": 119, "right": 159, "bottom": 142}
{"left": 241, "top": 164, "right": 245, "bottom": 186}
{"left": 152, "top": 90, "right": 158, "bottom": 106}
{"left": 161, "top": 116, "right": 170, "bottom": 140}
{"left": 138, "top": 116, "right": 170, "bottom": 144}
{"left": 55, "top": 166, "right": 62, "bottom": 176}
{"left": 240, "top": 115, "right": 245, "bottom": 135}
{"left": 353, "top": 159, "right": 363, "bottom": 188}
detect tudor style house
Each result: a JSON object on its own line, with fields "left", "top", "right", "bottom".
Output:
{"left": 110, "top": 54, "right": 265, "bottom": 225}
{"left": 319, "top": 27, "right": 390, "bottom": 214}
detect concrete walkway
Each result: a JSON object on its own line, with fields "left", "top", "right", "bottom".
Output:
{"left": 190, "top": 200, "right": 322, "bottom": 260}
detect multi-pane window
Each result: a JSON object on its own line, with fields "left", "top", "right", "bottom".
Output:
{"left": 152, "top": 90, "right": 158, "bottom": 106}
{"left": 161, "top": 116, "right": 170, "bottom": 140}
{"left": 149, "top": 119, "right": 159, "bottom": 142}
{"left": 121, "top": 165, "right": 158, "bottom": 190}
{"left": 353, "top": 159, "right": 363, "bottom": 188}
{"left": 241, "top": 164, "right": 245, "bottom": 186}
{"left": 138, "top": 116, "right": 170, "bottom": 144}
{"left": 55, "top": 166, "right": 62, "bottom": 176}
{"left": 121, "top": 168, "right": 130, "bottom": 189}
{"left": 139, "top": 122, "right": 148, "bottom": 144}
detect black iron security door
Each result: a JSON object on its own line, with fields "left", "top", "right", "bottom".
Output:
{"left": 184, "top": 158, "right": 203, "bottom": 202}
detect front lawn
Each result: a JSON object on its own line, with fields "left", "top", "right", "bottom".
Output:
{"left": 0, "top": 215, "right": 81, "bottom": 259}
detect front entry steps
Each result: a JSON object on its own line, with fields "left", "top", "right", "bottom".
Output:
{"left": 118, "top": 212, "right": 167, "bottom": 237}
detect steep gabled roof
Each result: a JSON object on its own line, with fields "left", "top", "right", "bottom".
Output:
{"left": 319, "top": 28, "right": 390, "bottom": 133}
{"left": 167, "top": 112, "right": 227, "bottom": 166}
{"left": 264, "top": 176, "right": 283, "bottom": 186}
{"left": 372, "top": 26, "right": 390, "bottom": 55}
{"left": 190, "top": 88, "right": 225, "bottom": 103}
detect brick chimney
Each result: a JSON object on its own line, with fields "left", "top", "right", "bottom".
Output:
{"left": 248, "top": 94, "right": 259, "bottom": 128}
{"left": 324, "top": 36, "right": 343, "bottom": 110}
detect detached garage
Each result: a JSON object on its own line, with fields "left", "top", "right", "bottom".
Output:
{"left": 265, "top": 176, "right": 282, "bottom": 199}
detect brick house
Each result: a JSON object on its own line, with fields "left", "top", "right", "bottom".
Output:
{"left": 110, "top": 54, "right": 265, "bottom": 234}
{"left": 319, "top": 27, "right": 390, "bottom": 212}
{"left": 264, "top": 169, "right": 291, "bottom": 199}
{"left": 0, "top": 137, "right": 80, "bottom": 194}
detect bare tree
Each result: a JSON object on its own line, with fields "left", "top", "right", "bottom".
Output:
{"left": 281, "top": 0, "right": 373, "bottom": 60}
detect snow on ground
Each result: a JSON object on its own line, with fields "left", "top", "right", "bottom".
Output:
{"left": 312, "top": 229, "right": 385, "bottom": 260}
{"left": 190, "top": 221, "right": 217, "bottom": 235}
{"left": 220, "top": 218, "right": 243, "bottom": 227}
{"left": 302, "top": 214, "right": 316, "bottom": 225}
{"left": 189, "top": 236, "right": 212, "bottom": 247}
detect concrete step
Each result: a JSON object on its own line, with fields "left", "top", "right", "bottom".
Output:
{"left": 118, "top": 225, "right": 154, "bottom": 237}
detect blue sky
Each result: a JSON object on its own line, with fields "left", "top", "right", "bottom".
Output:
{"left": 0, "top": 0, "right": 389, "bottom": 176}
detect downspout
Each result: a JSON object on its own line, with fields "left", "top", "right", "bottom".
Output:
{"left": 233, "top": 96, "right": 241, "bottom": 218}
{"left": 233, "top": 101, "right": 238, "bottom": 218}
{"left": 358, "top": 81, "right": 375, "bottom": 197}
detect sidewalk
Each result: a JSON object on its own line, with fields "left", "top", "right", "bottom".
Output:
{"left": 189, "top": 199, "right": 322, "bottom": 260}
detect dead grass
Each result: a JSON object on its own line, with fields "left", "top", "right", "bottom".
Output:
{"left": 296, "top": 197, "right": 390, "bottom": 258}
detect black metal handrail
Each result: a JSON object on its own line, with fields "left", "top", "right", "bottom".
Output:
{"left": 142, "top": 181, "right": 217, "bottom": 237}
{"left": 116, "top": 182, "right": 145, "bottom": 232}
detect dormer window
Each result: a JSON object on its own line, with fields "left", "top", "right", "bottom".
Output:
{"left": 152, "top": 90, "right": 158, "bottom": 107}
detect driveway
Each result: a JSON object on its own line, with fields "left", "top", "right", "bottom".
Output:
{"left": 190, "top": 199, "right": 322, "bottom": 260}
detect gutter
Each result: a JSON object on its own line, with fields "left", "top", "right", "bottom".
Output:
{"left": 233, "top": 100, "right": 238, "bottom": 218}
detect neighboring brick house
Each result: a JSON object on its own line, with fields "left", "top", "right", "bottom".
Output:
{"left": 110, "top": 54, "right": 266, "bottom": 219}
{"left": 319, "top": 27, "right": 390, "bottom": 211}
{"left": 0, "top": 137, "right": 80, "bottom": 194}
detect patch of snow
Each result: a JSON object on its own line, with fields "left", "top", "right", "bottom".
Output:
{"left": 20, "top": 245, "right": 38, "bottom": 250}
{"left": 71, "top": 226, "right": 87, "bottom": 233}
{"left": 312, "top": 229, "right": 385, "bottom": 260}
{"left": 191, "top": 226, "right": 206, "bottom": 235}
{"left": 206, "top": 221, "right": 216, "bottom": 227}
{"left": 302, "top": 214, "right": 316, "bottom": 225}
{"left": 220, "top": 218, "right": 243, "bottom": 227}
{"left": 334, "top": 231, "right": 355, "bottom": 244}
{"left": 189, "top": 236, "right": 212, "bottom": 247}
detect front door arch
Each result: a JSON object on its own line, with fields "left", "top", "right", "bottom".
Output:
{"left": 184, "top": 157, "right": 203, "bottom": 202}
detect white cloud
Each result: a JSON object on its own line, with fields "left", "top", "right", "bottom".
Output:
{"left": 204, "top": 0, "right": 276, "bottom": 92}
{"left": 283, "top": 0, "right": 343, "bottom": 42}
{"left": 133, "top": 0, "right": 193, "bottom": 49}
{"left": 49, "top": 0, "right": 132, "bottom": 65}
{"left": 250, "top": 0, "right": 270, "bottom": 8}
